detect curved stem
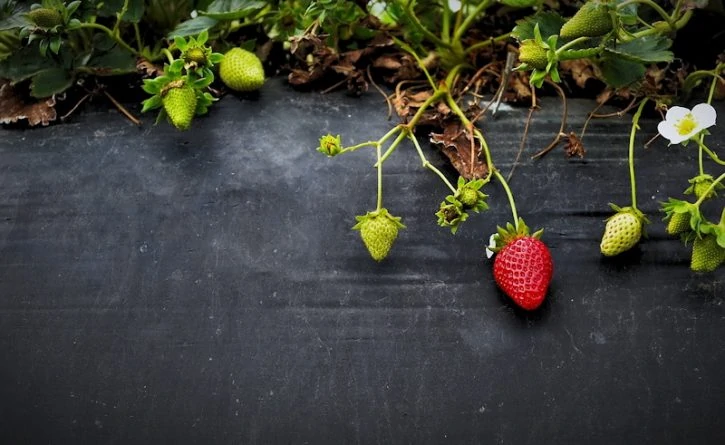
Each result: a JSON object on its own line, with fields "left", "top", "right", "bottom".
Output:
{"left": 625, "top": 10, "right": 693, "bottom": 41}
{"left": 406, "top": 90, "right": 446, "bottom": 128}
{"left": 494, "top": 170, "right": 519, "bottom": 229}
{"left": 617, "top": 0, "right": 673, "bottom": 26}
{"left": 694, "top": 173, "right": 725, "bottom": 206}
{"left": 161, "top": 48, "right": 175, "bottom": 64}
{"left": 699, "top": 69, "right": 722, "bottom": 174}
{"left": 628, "top": 99, "right": 648, "bottom": 210}
{"left": 113, "top": 0, "right": 130, "bottom": 34}
{"left": 402, "top": 3, "right": 449, "bottom": 49}
{"left": 377, "top": 132, "right": 408, "bottom": 166}
{"left": 556, "top": 36, "right": 590, "bottom": 54}
{"left": 695, "top": 140, "right": 725, "bottom": 166}
{"left": 133, "top": 23, "right": 143, "bottom": 53}
{"left": 452, "top": 0, "right": 493, "bottom": 43}
{"left": 341, "top": 141, "right": 379, "bottom": 153}
{"left": 464, "top": 33, "right": 511, "bottom": 55}
{"left": 409, "top": 134, "right": 457, "bottom": 193}
{"left": 473, "top": 129, "right": 495, "bottom": 184}
{"left": 376, "top": 142, "right": 383, "bottom": 211}
{"left": 70, "top": 23, "right": 138, "bottom": 56}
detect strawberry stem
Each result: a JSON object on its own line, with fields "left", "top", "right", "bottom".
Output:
{"left": 376, "top": 141, "right": 383, "bottom": 211}
{"left": 409, "top": 133, "right": 456, "bottom": 193}
{"left": 494, "top": 169, "right": 519, "bottom": 230}
{"left": 698, "top": 71, "right": 720, "bottom": 175}
{"left": 694, "top": 173, "right": 725, "bottom": 207}
{"left": 628, "top": 98, "right": 648, "bottom": 210}
{"left": 694, "top": 139, "right": 725, "bottom": 166}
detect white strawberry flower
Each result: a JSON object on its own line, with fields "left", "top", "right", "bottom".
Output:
{"left": 448, "top": 0, "right": 462, "bottom": 12}
{"left": 485, "top": 233, "right": 496, "bottom": 259}
{"left": 657, "top": 103, "right": 716, "bottom": 145}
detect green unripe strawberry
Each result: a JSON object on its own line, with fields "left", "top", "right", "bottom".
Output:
{"left": 219, "top": 48, "right": 265, "bottom": 92}
{"left": 162, "top": 84, "right": 197, "bottom": 131}
{"left": 666, "top": 212, "right": 691, "bottom": 235}
{"left": 690, "top": 235, "right": 725, "bottom": 272}
{"left": 352, "top": 208, "right": 405, "bottom": 261}
{"left": 458, "top": 188, "right": 479, "bottom": 208}
{"left": 600, "top": 208, "right": 644, "bottom": 256}
{"left": 27, "top": 8, "right": 63, "bottom": 28}
{"left": 185, "top": 47, "right": 207, "bottom": 65}
{"left": 518, "top": 40, "right": 548, "bottom": 70}
{"left": 560, "top": 1, "right": 613, "bottom": 39}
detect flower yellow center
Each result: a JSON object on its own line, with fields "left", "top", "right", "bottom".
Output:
{"left": 675, "top": 114, "right": 698, "bottom": 136}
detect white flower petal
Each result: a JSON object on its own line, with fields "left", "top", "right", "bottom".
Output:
{"left": 485, "top": 234, "right": 496, "bottom": 259}
{"left": 691, "top": 103, "right": 716, "bottom": 129}
{"left": 664, "top": 106, "right": 690, "bottom": 123}
{"left": 658, "top": 120, "right": 683, "bottom": 144}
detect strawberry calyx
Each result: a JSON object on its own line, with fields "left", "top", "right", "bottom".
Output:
{"left": 661, "top": 197, "right": 702, "bottom": 236}
{"left": 607, "top": 203, "right": 650, "bottom": 233}
{"left": 684, "top": 173, "right": 724, "bottom": 200}
{"left": 488, "top": 218, "right": 543, "bottom": 254}
{"left": 352, "top": 208, "right": 406, "bottom": 231}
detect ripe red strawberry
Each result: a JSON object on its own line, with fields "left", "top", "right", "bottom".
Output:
{"left": 490, "top": 219, "right": 553, "bottom": 310}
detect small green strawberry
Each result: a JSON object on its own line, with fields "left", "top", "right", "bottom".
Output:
{"left": 26, "top": 8, "right": 63, "bottom": 28}
{"left": 685, "top": 174, "right": 723, "bottom": 200}
{"left": 666, "top": 212, "right": 691, "bottom": 236}
{"left": 219, "top": 48, "right": 265, "bottom": 92}
{"left": 560, "top": 1, "right": 613, "bottom": 39}
{"left": 352, "top": 208, "right": 405, "bottom": 261}
{"left": 600, "top": 205, "right": 648, "bottom": 256}
{"left": 518, "top": 39, "right": 548, "bottom": 70}
{"left": 162, "top": 83, "right": 197, "bottom": 131}
{"left": 690, "top": 234, "right": 725, "bottom": 272}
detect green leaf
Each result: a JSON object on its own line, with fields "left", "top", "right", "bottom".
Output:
{"left": 616, "top": 0, "right": 639, "bottom": 26}
{"left": 0, "top": 42, "right": 55, "bottom": 82}
{"left": 604, "top": 35, "right": 673, "bottom": 63}
{"left": 141, "top": 94, "right": 162, "bottom": 113}
{"left": 86, "top": 44, "right": 136, "bottom": 75}
{"left": 49, "top": 35, "right": 61, "bottom": 54}
{"left": 511, "top": 11, "right": 565, "bottom": 42}
{"left": 98, "top": 0, "right": 145, "bottom": 23}
{"left": 500, "top": 0, "right": 542, "bottom": 7}
{"left": 597, "top": 53, "right": 646, "bottom": 88}
{"left": 174, "top": 35, "right": 188, "bottom": 51}
{"left": 30, "top": 67, "right": 74, "bottom": 97}
{"left": 168, "top": 16, "right": 219, "bottom": 38}
{"left": 201, "top": 0, "right": 266, "bottom": 20}
{"left": 0, "top": 1, "right": 28, "bottom": 30}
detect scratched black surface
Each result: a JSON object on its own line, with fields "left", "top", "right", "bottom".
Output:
{"left": 0, "top": 78, "right": 724, "bottom": 445}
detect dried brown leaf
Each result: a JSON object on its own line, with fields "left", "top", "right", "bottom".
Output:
{"left": 430, "top": 121, "right": 488, "bottom": 179}
{"left": 560, "top": 59, "right": 596, "bottom": 89}
{"left": 136, "top": 57, "right": 163, "bottom": 77}
{"left": 564, "top": 132, "right": 586, "bottom": 158}
{"left": 0, "top": 81, "right": 57, "bottom": 127}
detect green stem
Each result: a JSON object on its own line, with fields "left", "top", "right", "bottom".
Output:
{"left": 464, "top": 33, "right": 511, "bottom": 55}
{"left": 494, "top": 169, "right": 519, "bottom": 230}
{"left": 556, "top": 36, "right": 591, "bottom": 54}
{"left": 133, "top": 23, "right": 143, "bottom": 53}
{"left": 376, "top": 142, "right": 383, "bottom": 211}
{"left": 162, "top": 48, "right": 175, "bottom": 64}
{"left": 699, "top": 68, "right": 721, "bottom": 175}
{"left": 401, "top": 3, "right": 450, "bottom": 49}
{"left": 694, "top": 173, "right": 725, "bottom": 206}
{"left": 407, "top": 90, "right": 446, "bottom": 128}
{"left": 695, "top": 140, "right": 725, "bottom": 166}
{"left": 628, "top": 98, "right": 648, "bottom": 210}
{"left": 452, "top": 0, "right": 493, "bottom": 43}
{"left": 625, "top": 10, "right": 693, "bottom": 41}
{"left": 377, "top": 132, "right": 408, "bottom": 166}
{"left": 113, "top": 0, "right": 130, "bottom": 34}
{"left": 473, "top": 129, "right": 494, "bottom": 183}
{"left": 409, "top": 134, "right": 457, "bottom": 193}
{"left": 445, "top": 93, "right": 471, "bottom": 127}
{"left": 617, "top": 0, "right": 673, "bottom": 26}
{"left": 70, "top": 23, "right": 138, "bottom": 56}
{"left": 341, "top": 141, "right": 379, "bottom": 153}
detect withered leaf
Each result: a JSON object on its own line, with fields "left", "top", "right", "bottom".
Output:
{"left": 136, "top": 57, "right": 163, "bottom": 78}
{"left": 0, "top": 81, "right": 57, "bottom": 127}
{"left": 430, "top": 121, "right": 488, "bottom": 179}
{"left": 560, "top": 59, "right": 596, "bottom": 89}
{"left": 564, "top": 132, "right": 586, "bottom": 158}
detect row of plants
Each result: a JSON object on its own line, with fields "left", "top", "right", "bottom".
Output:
{"left": 1, "top": 0, "right": 723, "bottom": 311}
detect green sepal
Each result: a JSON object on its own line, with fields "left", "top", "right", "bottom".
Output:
{"left": 141, "top": 94, "right": 163, "bottom": 113}
{"left": 436, "top": 198, "right": 468, "bottom": 234}
{"left": 684, "top": 173, "right": 724, "bottom": 200}
{"left": 607, "top": 203, "right": 650, "bottom": 234}
{"left": 488, "top": 218, "right": 542, "bottom": 253}
{"left": 352, "top": 208, "right": 406, "bottom": 230}
{"left": 661, "top": 198, "right": 702, "bottom": 234}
